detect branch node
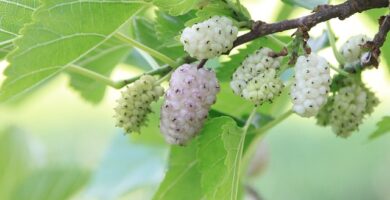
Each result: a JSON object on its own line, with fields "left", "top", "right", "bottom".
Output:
{"left": 268, "top": 47, "right": 288, "bottom": 58}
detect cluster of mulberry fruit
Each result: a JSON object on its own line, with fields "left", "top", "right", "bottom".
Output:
{"left": 340, "top": 34, "right": 371, "bottom": 71}
{"left": 316, "top": 78, "right": 379, "bottom": 137}
{"left": 114, "top": 75, "right": 164, "bottom": 133}
{"left": 112, "top": 14, "right": 381, "bottom": 145}
{"left": 160, "top": 64, "right": 220, "bottom": 145}
{"left": 230, "top": 48, "right": 284, "bottom": 106}
{"left": 180, "top": 16, "right": 238, "bottom": 59}
{"left": 291, "top": 54, "right": 331, "bottom": 117}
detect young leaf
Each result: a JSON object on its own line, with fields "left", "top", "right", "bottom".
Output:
{"left": 281, "top": 0, "right": 329, "bottom": 10}
{"left": 0, "top": 0, "right": 146, "bottom": 102}
{"left": 368, "top": 116, "right": 390, "bottom": 140}
{"left": 152, "top": 143, "right": 202, "bottom": 200}
{"left": 152, "top": 0, "right": 201, "bottom": 16}
{"left": 131, "top": 16, "right": 185, "bottom": 60}
{"left": 0, "top": 0, "right": 39, "bottom": 59}
{"left": 155, "top": 10, "right": 195, "bottom": 47}
{"left": 184, "top": 1, "right": 238, "bottom": 26}
{"left": 68, "top": 37, "right": 131, "bottom": 104}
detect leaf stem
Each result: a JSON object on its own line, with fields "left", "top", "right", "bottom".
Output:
{"left": 67, "top": 64, "right": 119, "bottom": 88}
{"left": 232, "top": 108, "right": 257, "bottom": 200}
{"left": 115, "top": 33, "right": 177, "bottom": 67}
{"left": 67, "top": 64, "right": 172, "bottom": 89}
{"left": 156, "top": 71, "right": 173, "bottom": 84}
{"left": 241, "top": 110, "right": 293, "bottom": 179}
{"left": 326, "top": 21, "right": 345, "bottom": 65}
{"left": 254, "top": 110, "right": 293, "bottom": 135}
{"left": 329, "top": 64, "right": 349, "bottom": 77}
{"left": 243, "top": 108, "right": 257, "bottom": 133}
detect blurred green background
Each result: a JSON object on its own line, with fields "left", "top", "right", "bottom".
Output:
{"left": 1, "top": 0, "right": 390, "bottom": 200}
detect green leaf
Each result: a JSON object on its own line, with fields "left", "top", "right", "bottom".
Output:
{"left": 369, "top": 116, "right": 390, "bottom": 140}
{"left": 197, "top": 117, "right": 244, "bottom": 200}
{"left": 184, "top": 1, "right": 238, "bottom": 26}
{"left": 155, "top": 10, "right": 195, "bottom": 47}
{"left": 213, "top": 82, "right": 254, "bottom": 116}
{"left": 0, "top": 0, "right": 39, "bottom": 59}
{"left": 11, "top": 168, "right": 89, "bottom": 200}
{"left": 153, "top": 0, "right": 200, "bottom": 16}
{"left": 152, "top": 142, "right": 202, "bottom": 200}
{"left": 0, "top": 0, "right": 146, "bottom": 102}
{"left": 69, "top": 37, "right": 131, "bottom": 104}
{"left": 131, "top": 16, "right": 185, "bottom": 60}
{"left": 281, "top": 0, "right": 328, "bottom": 10}
{"left": 0, "top": 127, "right": 39, "bottom": 200}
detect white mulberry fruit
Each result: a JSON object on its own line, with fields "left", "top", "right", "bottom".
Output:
{"left": 160, "top": 64, "right": 220, "bottom": 145}
{"left": 230, "top": 48, "right": 283, "bottom": 105}
{"left": 180, "top": 16, "right": 238, "bottom": 59}
{"left": 340, "top": 34, "right": 371, "bottom": 70}
{"left": 291, "top": 54, "right": 331, "bottom": 117}
{"left": 114, "top": 75, "right": 164, "bottom": 133}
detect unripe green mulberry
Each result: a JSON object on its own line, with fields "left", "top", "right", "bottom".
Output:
{"left": 114, "top": 75, "right": 164, "bottom": 133}
{"left": 230, "top": 47, "right": 283, "bottom": 105}
{"left": 317, "top": 77, "right": 379, "bottom": 137}
{"left": 330, "top": 84, "right": 367, "bottom": 137}
{"left": 316, "top": 96, "right": 334, "bottom": 126}
{"left": 363, "top": 87, "right": 380, "bottom": 115}
{"left": 242, "top": 69, "right": 284, "bottom": 105}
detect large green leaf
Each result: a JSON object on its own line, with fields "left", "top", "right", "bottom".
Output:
{"left": 153, "top": 116, "right": 247, "bottom": 200}
{"left": 197, "top": 117, "right": 244, "bottom": 200}
{"left": 69, "top": 37, "right": 131, "bottom": 104}
{"left": 281, "top": 0, "right": 328, "bottom": 10}
{"left": 0, "top": 0, "right": 39, "bottom": 59}
{"left": 0, "top": 127, "right": 39, "bottom": 200}
{"left": 152, "top": 142, "right": 202, "bottom": 200}
{"left": 0, "top": 0, "right": 146, "bottom": 102}
{"left": 369, "top": 116, "right": 390, "bottom": 140}
{"left": 153, "top": 0, "right": 200, "bottom": 16}
{"left": 11, "top": 168, "right": 89, "bottom": 200}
